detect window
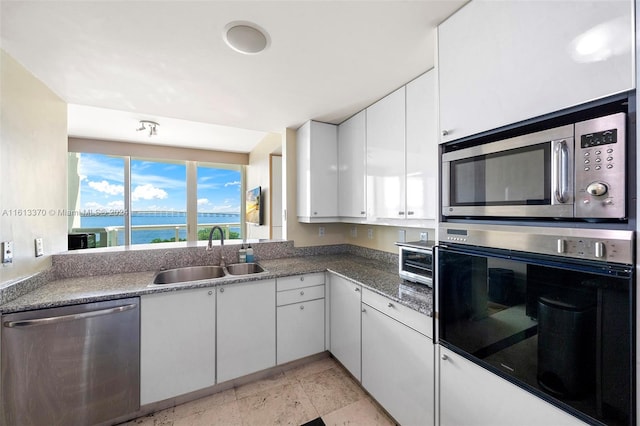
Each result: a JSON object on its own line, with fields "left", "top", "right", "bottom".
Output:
{"left": 197, "top": 163, "right": 242, "bottom": 241}
{"left": 131, "top": 159, "right": 187, "bottom": 244}
{"left": 68, "top": 152, "right": 243, "bottom": 247}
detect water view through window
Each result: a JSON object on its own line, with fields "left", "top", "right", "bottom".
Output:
{"left": 68, "top": 153, "right": 242, "bottom": 246}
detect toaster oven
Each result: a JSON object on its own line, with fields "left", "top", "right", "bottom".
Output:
{"left": 397, "top": 241, "right": 434, "bottom": 286}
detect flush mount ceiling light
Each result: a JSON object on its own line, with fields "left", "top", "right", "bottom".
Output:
{"left": 136, "top": 120, "right": 159, "bottom": 137}
{"left": 223, "top": 21, "right": 270, "bottom": 55}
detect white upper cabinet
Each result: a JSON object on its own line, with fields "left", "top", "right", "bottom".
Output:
{"left": 366, "top": 87, "right": 406, "bottom": 220}
{"left": 296, "top": 120, "right": 338, "bottom": 222}
{"left": 438, "top": 0, "right": 634, "bottom": 143}
{"left": 338, "top": 111, "right": 367, "bottom": 219}
{"left": 406, "top": 71, "right": 437, "bottom": 220}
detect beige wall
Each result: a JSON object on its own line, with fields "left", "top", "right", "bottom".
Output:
{"left": 246, "top": 132, "right": 282, "bottom": 240}
{"left": 0, "top": 50, "right": 68, "bottom": 285}
{"left": 344, "top": 224, "right": 435, "bottom": 253}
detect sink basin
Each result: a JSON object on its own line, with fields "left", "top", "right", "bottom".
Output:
{"left": 152, "top": 266, "right": 226, "bottom": 284}
{"left": 226, "top": 263, "right": 266, "bottom": 275}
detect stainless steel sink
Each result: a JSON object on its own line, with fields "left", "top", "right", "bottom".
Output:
{"left": 225, "top": 263, "right": 266, "bottom": 275}
{"left": 152, "top": 266, "right": 226, "bottom": 284}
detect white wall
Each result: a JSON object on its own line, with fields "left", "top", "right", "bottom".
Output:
{"left": 0, "top": 50, "right": 68, "bottom": 285}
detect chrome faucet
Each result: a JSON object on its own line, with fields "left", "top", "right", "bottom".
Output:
{"left": 207, "top": 226, "right": 226, "bottom": 267}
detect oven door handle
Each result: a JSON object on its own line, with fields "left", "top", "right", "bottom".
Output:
{"left": 552, "top": 139, "right": 569, "bottom": 203}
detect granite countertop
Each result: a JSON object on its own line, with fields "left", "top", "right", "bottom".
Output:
{"left": 0, "top": 254, "right": 433, "bottom": 316}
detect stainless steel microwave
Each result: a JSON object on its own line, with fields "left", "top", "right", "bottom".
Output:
{"left": 441, "top": 113, "right": 626, "bottom": 220}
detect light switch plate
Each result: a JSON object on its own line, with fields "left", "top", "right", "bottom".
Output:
{"left": 2, "top": 241, "right": 13, "bottom": 263}
{"left": 35, "top": 238, "right": 44, "bottom": 257}
{"left": 318, "top": 226, "right": 325, "bottom": 237}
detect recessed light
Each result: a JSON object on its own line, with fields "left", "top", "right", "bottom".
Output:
{"left": 223, "top": 21, "right": 270, "bottom": 55}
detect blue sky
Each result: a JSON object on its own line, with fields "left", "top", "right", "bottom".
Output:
{"left": 76, "top": 153, "right": 241, "bottom": 213}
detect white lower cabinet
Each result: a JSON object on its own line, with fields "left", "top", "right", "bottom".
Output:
{"left": 362, "top": 300, "right": 434, "bottom": 426}
{"left": 217, "top": 279, "right": 276, "bottom": 383}
{"left": 277, "top": 298, "right": 325, "bottom": 365}
{"left": 140, "top": 288, "right": 216, "bottom": 405}
{"left": 276, "top": 273, "right": 326, "bottom": 365}
{"left": 439, "top": 346, "right": 587, "bottom": 426}
{"left": 329, "top": 273, "right": 362, "bottom": 380}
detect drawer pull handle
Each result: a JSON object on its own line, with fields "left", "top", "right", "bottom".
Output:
{"left": 300, "top": 276, "right": 305, "bottom": 281}
{"left": 387, "top": 302, "right": 394, "bottom": 308}
{"left": 208, "top": 291, "right": 213, "bottom": 296}
{"left": 300, "top": 305, "right": 304, "bottom": 310}
{"left": 362, "top": 308, "right": 366, "bottom": 313}
{"left": 300, "top": 290, "right": 304, "bottom": 296}
{"left": 354, "top": 287, "right": 360, "bottom": 292}
{"left": 441, "top": 354, "right": 449, "bottom": 361}
{"left": 219, "top": 288, "right": 224, "bottom": 293}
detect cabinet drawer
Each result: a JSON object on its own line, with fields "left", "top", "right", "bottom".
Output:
{"left": 277, "top": 272, "right": 325, "bottom": 291}
{"left": 362, "top": 288, "right": 432, "bottom": 338}
{"left": 277, "top": 284, "right": 325, "bottom": 306}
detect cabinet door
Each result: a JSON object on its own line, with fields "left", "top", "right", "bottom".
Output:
{"left": 439, "top": 346, "right": 587, "bottom": 426}
{"left": 217, "top": 279, "right": 276, "bottom": 382}
{"left": 329, "top": 274, "right": 361, "bottom": 380}
{"left": 338, "top": 110, "right": 367, "bottom": 218}
{"left": 277, "top": 298, "right": 325, "bottom": 365}
{"left": 141, "top": 289, "right": 215, "bottom": 405}
{"left": 438, "top": 1, "right": 634, "bottom": 143}
{"left": 406, "top": 70, "right": 437, "bottom": 220}
{"left": 362, "top": 304, "right": 434, "bottom": 426}
{"left": 366, "top": 87, "right": 406, "bottom": 220}
{"left": 297, "top": 120, "right": 338, "bottom": 221}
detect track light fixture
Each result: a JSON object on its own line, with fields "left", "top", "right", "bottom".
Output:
{"left": 136, "top": 120, "right": 159, "bottom": 137}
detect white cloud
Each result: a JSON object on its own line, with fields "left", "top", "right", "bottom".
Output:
{"left": 108, "top": 200, "right": 125, "bottom": 209}
{"left": 132, "top": 184, "right": 168, "bottom": 201}
{"left": 88, "top": 180, "right": 124, "bottom": 196}
{"left": 84, "top": 201, "right": 105, "bottom": 210}
{"left": 197, "top": 198, "right": 210, "bottom": 206}
{"left": 224, "top": 181, "right": 241, "bottom": 187}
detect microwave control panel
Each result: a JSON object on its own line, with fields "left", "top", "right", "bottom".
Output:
{"left": 574, "top": 113, "right": 626, "bottom": 219}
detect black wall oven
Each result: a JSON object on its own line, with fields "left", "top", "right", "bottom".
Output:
{"left": 437, "top": 223, "right": 635, "bottom": 425}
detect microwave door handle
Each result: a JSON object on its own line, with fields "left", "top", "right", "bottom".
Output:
{"left": 553, "top": 140, "right": 569, "bottom": 203}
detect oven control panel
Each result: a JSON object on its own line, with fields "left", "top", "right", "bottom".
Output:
{"left": 440, "top": 224, "right": 633, "bottom": 265}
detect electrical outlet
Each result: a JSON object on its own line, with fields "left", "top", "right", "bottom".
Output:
{"left": 420, "top": 232, "right": 428, "bottom": 242}
{"left": 318, "top": 226, "right": 325, "bottom": 237}
{"left": 398, "top": 230, "right": 406, "bottom": 243}
{"left": 2, "top": 241, "right": 14, "bottom": 264}
{"left": 35, "top": 238, "right": 44, "bottom": 257}
{"left": 350, "top": 226, "right": 357, "bottom": 238}
{"left": 367, "top": 228, "right": 374, "bottom": 239}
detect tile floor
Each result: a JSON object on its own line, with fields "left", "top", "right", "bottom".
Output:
{"left": 121, "top": 356, "right": 396, "bottom": 426}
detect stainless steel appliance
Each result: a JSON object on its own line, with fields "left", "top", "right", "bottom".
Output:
{"left": 437, "top": 223, "right": 634, "bottom": 425}
{"left": 1, "top": 298, "right": 140, "bottom": 425}
{"left": 441, "top": 112, "right": 627, "bottom": 220}
{"left": 397, "top": 241, "right": 434, "bottom": 286}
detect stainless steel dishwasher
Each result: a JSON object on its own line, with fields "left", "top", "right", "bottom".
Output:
{"left": 1, "top": 297, "right": 140, "bottom": 426}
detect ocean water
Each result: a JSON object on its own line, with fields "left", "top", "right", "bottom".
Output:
{"left": 80, "top": 213, "right": 241, "bottom": 245}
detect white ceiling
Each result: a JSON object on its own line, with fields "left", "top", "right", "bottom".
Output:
{"left": 1, "top": 0, "right": 467, "bottom": 152}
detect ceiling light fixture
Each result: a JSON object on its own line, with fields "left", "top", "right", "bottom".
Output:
{"left": 223, "top": 21, "right": 270, "bottom": 55}
{"left": 136, "top": 120, "right": 159, "bottom": 137}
